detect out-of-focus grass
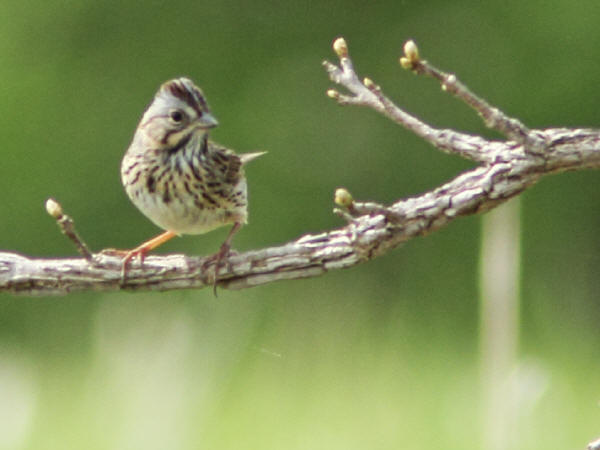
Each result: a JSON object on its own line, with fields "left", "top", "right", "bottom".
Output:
{"left": 2, "top": 287, "right": 598, "bottom": 449}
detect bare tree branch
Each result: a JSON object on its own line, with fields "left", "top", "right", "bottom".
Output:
{"left": 45, "top": 198, "right": 94, "bottom": 261}
{"left": 1, "top": 37, "right": 599, "bottom": 296}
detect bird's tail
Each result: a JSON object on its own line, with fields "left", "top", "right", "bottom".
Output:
{"left": 240, "top": 152, "right": 267, "bottom": 165}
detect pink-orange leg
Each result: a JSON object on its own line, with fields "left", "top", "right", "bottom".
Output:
{"left": 121, "top": 230, "right": 178, "bottom": 279}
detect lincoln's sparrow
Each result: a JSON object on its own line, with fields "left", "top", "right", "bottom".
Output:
{"left": 120, "top": 77, "right": 264, "bottom": 278}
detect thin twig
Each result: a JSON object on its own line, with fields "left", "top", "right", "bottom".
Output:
{"left": 399, "top": 40, "right": 547, "bottom": 153}
{"left": 45, "top": 198, "right": 94, "bottom": 261}
{"left": 324, "top": 39, "right": 498, "bottom": 163}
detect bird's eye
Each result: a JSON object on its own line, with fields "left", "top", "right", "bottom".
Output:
{"left": 169, "top": 110, "right": 184, "bottom": 123}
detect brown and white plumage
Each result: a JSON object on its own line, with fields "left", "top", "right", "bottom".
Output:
{"left": 120, "top": 78, "right": 264, "bottom": 275}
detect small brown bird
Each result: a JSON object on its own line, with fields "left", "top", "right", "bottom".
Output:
{"left": 120, "top": 77, "right": 264, "bottom": 279}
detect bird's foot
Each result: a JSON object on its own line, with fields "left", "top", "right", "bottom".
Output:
{"left": 202, "top": 244, "right": 238, "bottom": 296}
{"left": 97, "top": 247, "right": 148, "bottom": 283}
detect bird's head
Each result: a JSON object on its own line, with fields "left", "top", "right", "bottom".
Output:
{"left": 138, "top": 77, "right": 218, "bottom": 150}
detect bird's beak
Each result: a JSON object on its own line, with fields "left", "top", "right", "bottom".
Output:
{"left": 198, "top": 112, "right": 218, "bottom": 129}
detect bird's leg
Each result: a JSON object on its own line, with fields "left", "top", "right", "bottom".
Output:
{"left": 119, "top": 230, "right": 178, "bottom": 280}
{"left": 205, "top": 222, "right": 242, "bottom": 295}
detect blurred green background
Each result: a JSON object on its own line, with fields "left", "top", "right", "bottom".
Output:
{"left": 1, "top": 0, "right": 599, "bottom": 449}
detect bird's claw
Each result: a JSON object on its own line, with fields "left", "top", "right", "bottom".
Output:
{"left": 202, "top": 245, "right": 238, "bottom": 296}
